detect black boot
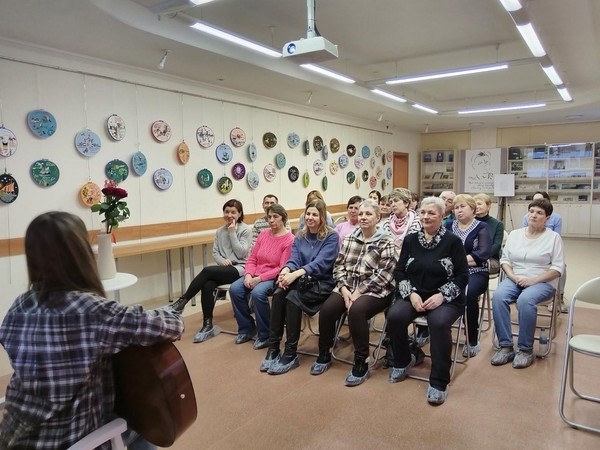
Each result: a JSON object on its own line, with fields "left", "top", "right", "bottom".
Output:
{"left": 344, "top": 356, "right": 370, "bottom": 387}
{"left": 260, "top": 347, "right": 280, "bottom": 373}
{"left": 310, "top": 350, "right": 332, "bottom": 376}
{"left": 193, "top": 318, "right": 215, "bottom": 343}
{"left": 167, "top": 296, "right": 189, "bottom": 314}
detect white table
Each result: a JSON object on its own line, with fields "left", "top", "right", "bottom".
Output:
{"left": 102, "top": 272, "right": 138, "bottom": 302}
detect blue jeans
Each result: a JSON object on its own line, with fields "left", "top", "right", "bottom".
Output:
{"left": 229, "top": 277, "right": 273, "bottom": 340}
{"left": 492, "top": 278, "right": 555, "bottom": 351}
{"left": 123, "top": 429, "right": 156, "bottom": 450}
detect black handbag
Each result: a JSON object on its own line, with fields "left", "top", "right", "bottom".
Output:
{"left": 297, "top": 274, "right": 319, "bottom": 293}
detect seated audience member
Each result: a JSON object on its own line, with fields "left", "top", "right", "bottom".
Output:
{"left": 167, "top": 199, "right": 251, "bottom": 343}
{"left": 379, "top": 195, "right": 391, "bottom": 221}
{"left": 230, "top": 204, "right": 294, "bottom": 349}
{"left": 445, "top": 194, "right": 491, "bottom": 357}
{"left": 440, "top": 190, "right": 456, "bottom": 226}
{"left": 251, "top": 194, "right": 290, "bottom": 246}
{"left": 380, "top": 188, "right": 420, "bottom": 256}
{"left": 334, "top": 195, "right": 362, "bottom": 244}
{"left": 0, "top": 212, "right": 184, "bottom": 449}
{"left": 473, "top": 193, "right": 505, "bottom": 263}
{"left": 297, "top": 190, "right": 334, "bottom": 231}
{"left": 409, "top": 192, "right": 420, "bottom": 215}
{"left": 369, "top": 189, "right": 382, "bottom": 203}
{"left": 261, "top": 200, "right": 339, "bottom": 374}
{"left": 491, "top": 198, "right": 564, "bottom": 369}
{"left": 310, "top": 200, "right": 396, "bottom": 387}
{"left": 387, "top": 196, "right": 469, "bottom": 405}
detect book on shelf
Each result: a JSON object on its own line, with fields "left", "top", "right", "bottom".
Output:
{"left": 423, "top": 152, "right": 432, "bottom": 162}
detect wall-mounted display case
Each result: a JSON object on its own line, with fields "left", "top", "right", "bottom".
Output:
{"left": 420, "top": 149, "right": 456, "bottom": 197}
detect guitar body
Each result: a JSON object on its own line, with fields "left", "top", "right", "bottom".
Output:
{"left": 113, "top": 341, "right": 197, "bottom": 447}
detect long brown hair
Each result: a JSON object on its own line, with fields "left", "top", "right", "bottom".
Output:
{"left": 25, "top": 211, "right": 106, "bottom": 300}
{"left": 296, "top": 199, "right": 332, "bottom": 240}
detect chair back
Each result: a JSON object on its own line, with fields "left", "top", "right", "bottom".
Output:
{"left": 67, "top": 418, "right": 127, "bottom": 450}
{"left": 571, "top": 277, "right": 600, "bottom": 307}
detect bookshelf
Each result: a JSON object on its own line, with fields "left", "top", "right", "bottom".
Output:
{"left": 420, "top": 149, "right": 456, "bottom": 197}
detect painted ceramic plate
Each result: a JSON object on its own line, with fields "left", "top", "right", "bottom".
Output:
{"left": 346, "top": 171, "right": 356, "bottom": 184}
{"left": 217, "top": 176, "right": 233, "bottom": 194}
{"left": 362, "top": 170, "right": 369, "bottom": 182}
{"left": 355, "top": 177, "right": 361, "bottom": 189}
{"left": 248, "top": 143, "right": 257, "bottom": 162}
{"left": 376, "top": 166, "right": 383, "bottom": 179}
{"left": 177, "top": 141, "right": 190, "bottom": 164}
{"left": 196, "top": 125, "right": 215, "bottom": 148}
{"left": 288, "top": 166, "right": 299, "bottom": 182}
{"left": 232, "top": 162, "right": 246, "bottom": 180}
{"left": 330, "top": 138, "right": 340, "bottom": 153}
{"left": 197, "top": 168, "right": 213, "bottom": 188}
{"left": 216, "top": 143, "right": 233, "bottom": 164}
{"left": 387, "top": 151, "right": 393, "bottom": 162}
{"left": 374, "top": 146, "right": 383, "bottom": 157}
{"left": 263, "top": 132, "right": 277, "bottom": 149}
{"left": 0, "top": 126, "right": 18, "bottom": 157}
{"left": 27, "top": 109, "right": 57, "bottom": 138}
{"left": 382, "top": 154, "right": 387, "bottom": 165}
{"left": 329, "top": 161, "right": 339, "bottom": 175}
{"left": 75, "top": 130, "right": 101, "bottom": 156}
{"left": 369, "top": 175, "right": 377, "bottom": 189}
{"left": 230, "top": 127, "right": 246, "bottom": 147}
{"left": 0, "top": 173, "right": 18, "bottom": 204}
{"left": 153, "top": 168, "right": 173, "bottom": 190}
{"left": 151, "top": 120, "right": 171, "bottom": 142}
{"left": 247, "top": 171, "right": 260, "bottom": 190}
{"left": 362, "top": 145, "right": 371, "bottom": 158}
{"left": 338, "top": 154, "right": 349, "bottom": 169}
{"left": 313, "top": 136, "right": 323, "bottom": 152}
{"left": 263, "top": 163, "right": 276, "bottom": 182}
{"left": 31, "top": 159, "right": 60, "bottom": 186}
{"left": 382, "top": 179, "right": 387, "bottom": 190}
{"left": 303, "top": 140, "right": 310, "bottom": 155}
{"left": 346, "top": 144, "right": 356, "bottom": 157}
{"left": 105, "top": 159, "right": 129, "bottom": 183}
{"left": 321, "top": 145, "right": 329, "bottom": 161}
{"left": 313, "top": 159, "right": 324, "bottom": 176}
{"left": 354, "top": 156, "right": 365, "bottom": 169}
{"left": 387, "top": 167, "right": 393, "bottom": 179}
{"left": 287, "top": 132, "right": 300, "bottom": 148}
{"left": 322, "top": 176, "right": 328, "bottom": 191}
{"left": 275, "top": 152, "right": 286, "bottom": 169}
{"left": 370, "top": 157, "right": 377, "bottom": 169}
{"left": 79, "top": 181, "right": 102, "bottom": 207}
{"left": 107, "top": 114, "right": 126, "bottom": 141}
{"left": 131, "top": 151, "right": 148, "bottom": 176}
{"left": 302, "top": 171, "right": 310, "bottom": 188}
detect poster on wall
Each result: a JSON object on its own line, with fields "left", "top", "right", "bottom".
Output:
{"left": 464, "top": 148, "right": 502, "bottom": 193}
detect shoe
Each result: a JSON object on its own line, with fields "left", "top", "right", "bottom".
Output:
{"left": 388, "top": 354, "right": 416, "bottom": 383}
{"left": 512, "top": 350, "right": 535, "bottom": 369}
{"left": 193, "top": 318, "right": 215, "bottom": 343}
{"left": 310, "top": 352, "right": 332, "bottom": 376}
{"left": 491, "top": 347, "right": 516, "bottom": 366}
{"left": 235, "top": 331, "right": 256, "bottom": 344}
{"left": 560, "top": 301, "right": 568, "bottom": 314}
{"left": 252, "top": 337, "right": 270, "bottom": 350}
{"left": 260, "top": 348, "right": 280, "bottom": 373}
{"left": 462, "top": 343, "right": 481, "bottom": 358}
{"left": 344, "top": 357, "right": 370, "bottom": 387}
{"left": 415, "top": 327, "right": 430, "bottom": 348}
{"left": 166, "top": 296, "right": 189, "bottom": 314}
{"left": 427, "top": 385, "right": 448, "bottom": 405}
{"left": 268, "top": 354, "right": 300, "bottom": 375}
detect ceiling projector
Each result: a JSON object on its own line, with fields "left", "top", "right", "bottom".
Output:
{"left": 282, "top": 36, "right": 339, "bottom": 63}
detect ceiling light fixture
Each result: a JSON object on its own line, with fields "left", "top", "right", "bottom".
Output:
{"left": 515, "top": 23, "right": 546, "bottom": 57}
{"left": 371, "top": 89, "right": 407, "bottom": 103}
{"left": 306, "top": 91, "right": 313, "bottom": 104}
{"left": 386, "top": 63, "right": 508, "bottom": 85}
{"left": 457, "top": 102, "right": 546, "bottom": 114}
{"left": 158, "top": 50, "right": 170, "bottom": 69}
{"left": 190, "top": 22, "right": 281, "bottom": 58}
{"left": 541, "top": 65, "right": 563, "bottom": 86}
{"left": 557, "top": 87, "right": 572, "bottom": 102}
{"left": 377, "top": 113, "right": 384, "bottom": 122}
{"left": 498, "top": 0, "right": 522, "bottom": 12}
{"left": 150, "top": 0, "right": 215, "bottom": 15}
{"left": 300, "top": 64, "right": 355, "bottom": 83}
{"left": 412, "top": 103, "right": 438, "bottom": 114}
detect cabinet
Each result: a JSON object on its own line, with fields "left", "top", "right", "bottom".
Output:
{"left": 420, "top": 149, "right": 456, "bottom": 197}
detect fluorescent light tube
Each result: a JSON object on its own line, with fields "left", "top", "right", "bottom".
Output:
{"left": 516, "top": 23, "right": 546, "bottom": 57}
{"left": 412, "top": 103, "right": 438, "bottom": 114}
{"left": 190, "top": 22, "right": 281, "bottom": 58}
{"left": 498, "top": 0, "right": 522, "bottom": 12}
{"left": 542, "top": 65, "right": 563, "bottom": 86}
{"left": 458, "top": 103, "right": 546, "bottom": 114}
{"left": 190, "top": 0, "right": 215, "bottom": 4}
{"left": 557, "top": 87, "right": 572, "bottom": 102}
{"left": 386, "top": 63, "right": 508, "bottom": 85}
{"left": 300, "top": 64, "right": 355, "bottom": 84}
{"left": 371, "top": 89, "right": 407, "bottom": 103}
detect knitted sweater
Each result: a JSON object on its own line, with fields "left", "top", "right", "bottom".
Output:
{"left": 245, "top": 229, "right": 294, "bottom": 281}
{"left": 212, "top": 222, "right": 252, "bottom": 276}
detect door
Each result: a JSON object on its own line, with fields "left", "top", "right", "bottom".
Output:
{"left": 393, "top": 153, "right": 409, "bottom": 188}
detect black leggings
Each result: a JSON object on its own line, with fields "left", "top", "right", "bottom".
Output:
{"left": 465, "top": 271, "right": 489, "bottom": 345}
{"left": 181, "top": 265, "right": 241, "bottom": 319}
{"left": 269, "top": 289, "right": 304, "bottom": 351}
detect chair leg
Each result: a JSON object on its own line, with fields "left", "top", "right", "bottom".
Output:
{"left": 331, "top": 313, "right": 353, "bottom": 365}
{"left": 298, "top": 313, "right": 319, "bottom": 357}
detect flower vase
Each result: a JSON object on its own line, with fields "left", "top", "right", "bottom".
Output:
{"left": 97, "top": 232, "right": 117, "bottom": 280}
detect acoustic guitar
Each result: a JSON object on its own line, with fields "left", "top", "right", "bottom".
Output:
{"left": 112, "top": 341, "right": 197, "bottom": 447}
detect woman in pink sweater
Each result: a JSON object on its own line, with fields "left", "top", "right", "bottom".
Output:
{"left": 230, "top": 204, "right": 294, "bottom": 349}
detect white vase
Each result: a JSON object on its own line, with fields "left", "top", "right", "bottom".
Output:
{"left": 97, "top": 232, "right": 117, "bottom": 280}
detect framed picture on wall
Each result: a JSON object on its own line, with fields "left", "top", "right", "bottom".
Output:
{"left": 423, "top": 152, "right": 432, "bottom": 162}
{"left": 436, "top": 151, "right": 444, "bottom": 162}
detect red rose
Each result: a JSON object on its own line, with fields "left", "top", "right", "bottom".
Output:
{"left": 102, "top": 187, "right": 128, "bottom": 199}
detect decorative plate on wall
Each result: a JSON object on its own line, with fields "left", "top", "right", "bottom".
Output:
{"left": 354, "top": 156, "right": 365, "bottom": 169}
{"left": 247, "top": 171, "right": 260, "bottom": 189}
{"left": 287, "top": 132, "right": 300, "bottom": 148}
{"left": 361, "top": 145, "right": 371, "bottom": 159}
{"left": 247, "top": 143, "right": 257, "bottom": 162}
{"left": 346, "top": 171, "right": 356, "bottom": 184}
{"left": 313, "top": 136, "right": 323, "bottom": 153}
{"left": 302, "top": 171, "right": 310, "bottom": 187}
{"left": 322, "top": 176, "right": 328, "bottom": 191}
{"left": 263, "top": 163, "right": 276, "bottom": 182}
{"left": 376, "top": 166, "right": 383, "bottom": 179}
{"left": 330, "top": 138, "right": 340, "bottom": 153}
{"left": 177, "top": 141, "right": 190, "bottom": 164}
{"left": 321, "top": 145, "right": 329, "bottom": 161}
{"left": 369, "top": 175, "right": 377, "bottom": 189}
{"left": 0, "top": 126, "right": 18, "bottom": 157}
{"left": 75, "top": 130, "right": 101, "bottom": 156}
{"left": 215, "top": 143, "right": 233, "bottom": 164}
{"left": 197, "top": 169, "right": 213, "bottom": 188}
{"left": 288, "top": 166, "right": 299, "bottom": 182}
{"left": 153, "top": 168, "right": 173, "bottom": 190}
{"left": 131, "top": 151, "right": 148, "bottom": 176}
{"left": 0, "top": 173, "right": 18, "bottom": 204}
{"left": 263, "top": 132, "right": 277, "bottom": 149}
{"left": 27, "top": 109, "right": 57, "bottom": 138}
{"left": 387, "top": 151, "right": 393, "bottom": 162}
{"left": 232, "top": 162, "right": 246, "bottom": 180}
{"left": 355, "top": 177, "right": 361, "bottom": 189}
{"left": 31, "top": 159, "right": 60, "bottom": 187}
{"left": 196, "top": 125, "right": 215, "bottom": 148}
{"left": 105, "top": 159, "right": 129, "bottom": 183}
{"left": 230, "top": 127, "right": 246, "bottom": 147}
{"left": 303, "top": 140, "right": 310, "bottom": 155}
{"left": 362, "top": 170, "right": 369, "bottom": 182}
{"left": 312, "top": 160, "right": 324, "bottom": 176}
{"left": 374, "top": 146, "right": 383, "bottom": 157}
{"left": 106, "top": 114, "right": 126, "bottom": 141}
{"left": 79, "top": 181, "right": 102, "bottom": 207}
{"left": 370, "top": 157, "right": 376, "bottom": 169}
{"left": 346, "top": 144, "right": 356, "bottom": 157}
{"left": 338, "top": 154, "right": 349, "bottom": 169}
{"left": 275, "top": 152, "right": 286, "bottom": 169}
{"left": 218, "top": 176, "right": 233, "bottom": 194}
{"left": 151, "top": 120, "right": 171, "bottom": 142}
{"left": 381, "top": 179, "right": 387, "bottom": 190}
{"left": 329, "top": 161, "right": 339, "bottom": 175}
{"left": 387, "top": 167, "right": 393, "bottom": 179}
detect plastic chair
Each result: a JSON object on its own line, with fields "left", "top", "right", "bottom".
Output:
{"left": 558, "top": 277, "right": 600, "bottom": 434}
{"left": 67, "top": 418, "right": 127, "bottom": 450}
